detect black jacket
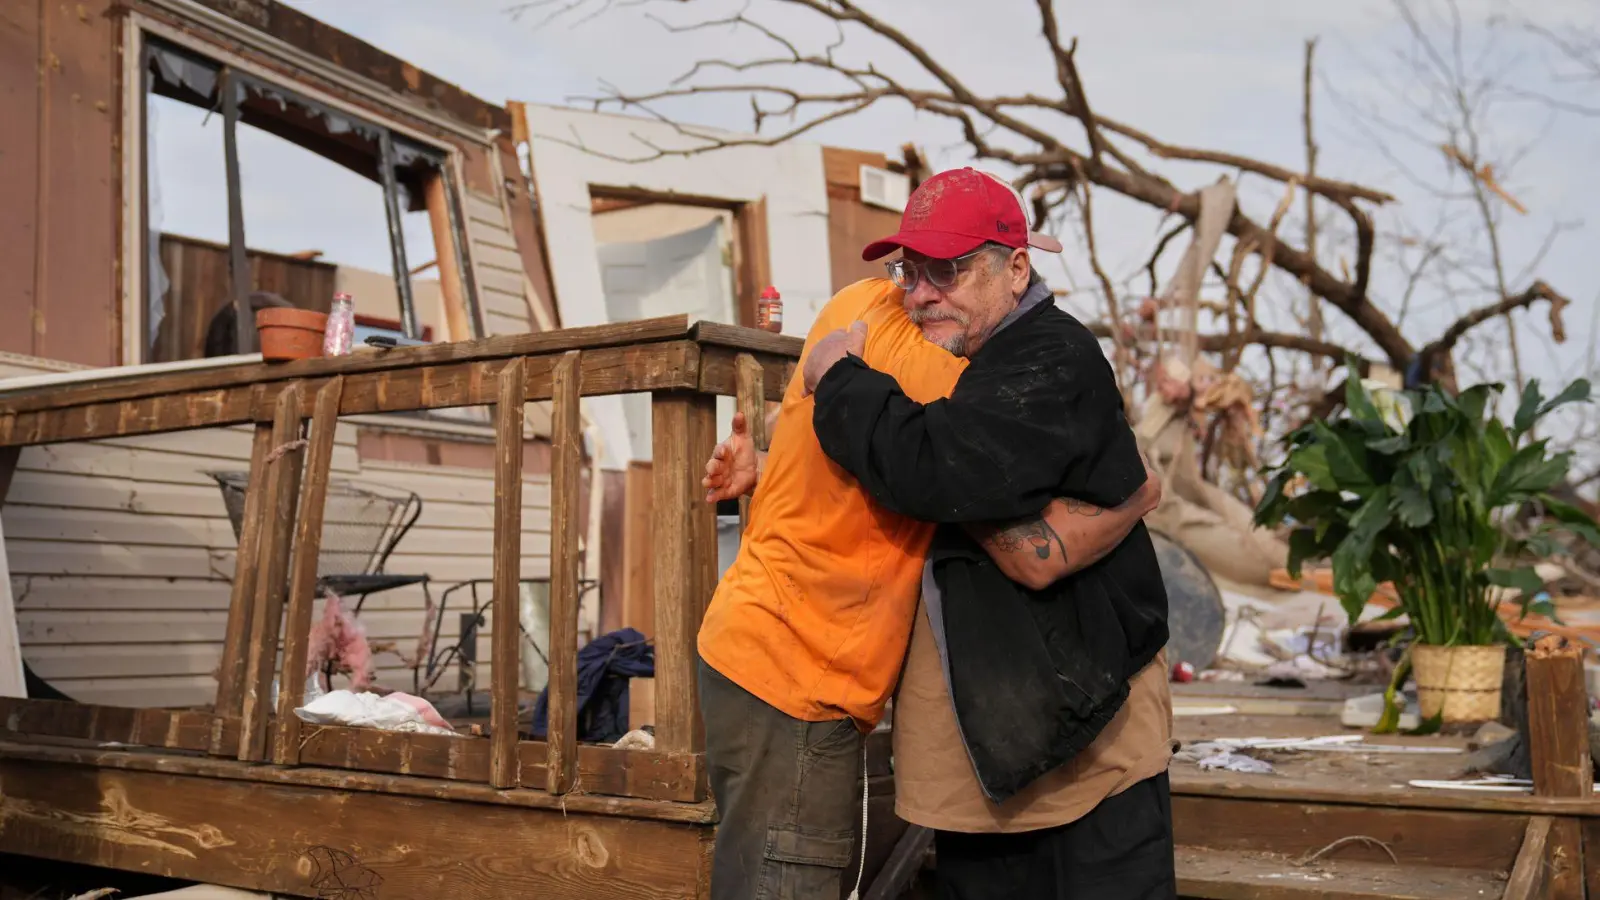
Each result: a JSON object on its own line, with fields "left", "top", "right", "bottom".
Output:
{"left": 812, "top": 299, "right": 1169, "bottom": 803}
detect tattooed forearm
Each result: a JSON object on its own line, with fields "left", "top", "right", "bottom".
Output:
{"left": 987, "top": 517, "right": 1069, "bottom": 561}
{"left": 1063, "top": 497, "right": 1105, "bottom": 517}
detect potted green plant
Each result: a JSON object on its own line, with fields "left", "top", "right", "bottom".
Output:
{"left": 1253, "top": 363, "right": 1598, "bottom": 725}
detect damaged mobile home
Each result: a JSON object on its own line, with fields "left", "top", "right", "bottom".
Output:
{"left": 2, "top": 2, "right": 1597, "bottom": 899}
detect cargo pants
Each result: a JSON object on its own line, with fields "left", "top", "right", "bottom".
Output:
{"left": 698, "top": 656, "right": 865, "bottom": 900}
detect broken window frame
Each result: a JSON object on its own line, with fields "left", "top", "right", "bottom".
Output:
{"left": 131, "top": 30, "right": 485, "bottom": 364}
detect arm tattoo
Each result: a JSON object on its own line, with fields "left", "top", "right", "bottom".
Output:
{"left": 1063, "top": 497, "right": 1105, "bottom": 517}
{"left": 988, "top": 517, "right": 1068, "bottom": 561}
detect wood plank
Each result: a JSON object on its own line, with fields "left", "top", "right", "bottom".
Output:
{"left": 34, "top": 0, "right": 116, "bottom": 368}
{"left": 698, "top": 345, "right": 792, "bottom": 401}
{"left": 237, "top": 384, "right": 305, "bottom": 762}
{"left": 272, "top": 377, "right": 345, "bottom": 765}
{"left": 1526, "top": 636, "right": 1593, "bottom": 798}
{"left": 0, "top": 342, "right": 703, "bottom": 446}
{"left": 0, "top": 316, "right": 694, "bottom": 415}
{"left": 1548, "top": 818, "right": 1584, "bottom": 900}
{"left": 0, "top": 738, "right": 716, "bottom": 823}
{"left": 517, "top": 741, "right": 705, "bottom": 803}
{"left": 0, "top": 697, "right": 233, "bottom": 753}
{"left": 1172, "top": 794, "right": 1526, "bottom": 871}
{"left": 622, "top": 461, "right": 654, "bottom": 638}
{"left": 691, "top": 320, "right": 803, "bottom": 359}
{"left": 491, "top": 359, "right": 526, "bottom": 788}
{"left": 734, "top": 197, "right": 771, "bottom": 329}
{"left": 0, "top": 3, "right": 40, "bottom": 359}
{"left": 214, "top": 423, "right": 272, "bottom": 723}
{"left": 424, "top": 172, "right": 474, "bottom": 343}
{"left": 734, "top": 353, "right": 766, "bottom": 530}
{"left": 546, "top": 351, "right": 582, "bottom": 794}
{"left": 296, "top": 725, "right": 490, "bottom": 782}
{"left": 1175, "top": 846, "right": 1508, "bottom": 900}
{"left": 1525, "top": 635, "right": 1592, "bottom": 900}
{"left": 0, "top": 754, "right": 715, "bottom": 899}
{"left": 1502, "top": 816, "right": 1552, "bottom": 900}
{"left": 651, "top": 393, "right": 718, "bottom": 754}
{"left": 495, "top": 130, "right": 561, "bottom": 331}
{"left": 1171, "top": 770, "right": 1600, "bottom": 818}
{"left": 4, "top": 388, "right": 260, "bottom": 446}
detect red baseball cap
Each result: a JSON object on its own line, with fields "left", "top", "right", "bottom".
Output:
{"left": 861, "top": 167, "right": 1065, "bottom": 262}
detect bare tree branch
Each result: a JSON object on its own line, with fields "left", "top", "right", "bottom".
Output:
{"left": 1417, "top": 280, "right": 1573, "bottom": 372}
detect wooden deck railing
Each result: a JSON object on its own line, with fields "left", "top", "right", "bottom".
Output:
{"left": 0, "top": 315, "right": 801, "bottom": 805}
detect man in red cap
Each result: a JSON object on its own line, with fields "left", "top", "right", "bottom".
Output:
{"left": 699, "top": 167, "right": 1173, "bottom": 900}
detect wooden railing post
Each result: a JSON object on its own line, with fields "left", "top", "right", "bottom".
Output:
{"left": 490, "top": 358, "right": 526, "bottom": 789}
{"left": 651, "top": 391, "right": 718, "bottom": 754}
{"left": 1525, "top": 634, "right": 1593, "bottom": 900}
{"left": 214, "top": 419, "right": 272, "bottom": 729}
{"left": 238, "top": 383, "right": 306, "bottom": 761}
{"left": 272, "top": 377, "right": 346, "bottom": 765}
{"left": 546, "top": 350, "right": 582, "bottom": 794}
{"left": 734, "top": 353, "right": 767, "bottom": 532}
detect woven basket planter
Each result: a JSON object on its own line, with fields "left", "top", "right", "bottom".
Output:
{"left": 1412, "top": 643, "right": 1506, "bottom": 723}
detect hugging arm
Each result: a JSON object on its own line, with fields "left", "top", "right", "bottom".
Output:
{"left": 968, "top": 480, "right": 1159, "bottom": 590}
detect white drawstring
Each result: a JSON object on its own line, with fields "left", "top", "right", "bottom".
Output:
{"left": 846, "top": 739, "right": 869, "bottom": 900}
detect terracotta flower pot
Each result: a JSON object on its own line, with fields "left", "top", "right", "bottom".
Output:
{"left": 256, "top": 307, "right": 328, "bottom": 362}
{"left": 1411, "top": 643, "right": 1506, "bottom": 723}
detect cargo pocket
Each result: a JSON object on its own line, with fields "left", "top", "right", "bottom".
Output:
{"left": 755, "top": 824, "right": 853, "bottom": 899}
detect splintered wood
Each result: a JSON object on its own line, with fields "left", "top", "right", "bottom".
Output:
{"left": 1524, "top": 635, "right": 1592, "bottom": 900}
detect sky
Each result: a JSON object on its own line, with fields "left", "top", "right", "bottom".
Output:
{"left": 151, "top": 0, "right": 1600, "bottom": 431}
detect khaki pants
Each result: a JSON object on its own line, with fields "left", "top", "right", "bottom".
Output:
{"left": 698, "top": 657, "right": 864, "bottom": 900}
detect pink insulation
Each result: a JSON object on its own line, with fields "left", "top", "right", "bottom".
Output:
{"left": 307, "top": 593, "right": 376, "bottom": 691}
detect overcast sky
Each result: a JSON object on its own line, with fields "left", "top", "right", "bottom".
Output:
{"left": 153, "top": 0, "right": 1600, "bottom": 405}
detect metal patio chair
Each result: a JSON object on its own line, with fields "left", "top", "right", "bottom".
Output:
{"left": 208, "top": 471, "right": 430, "bottom": 611}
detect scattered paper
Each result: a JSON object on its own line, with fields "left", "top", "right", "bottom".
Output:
{"left": 1197, "top": 751, "right": 1276, "bottom": 774}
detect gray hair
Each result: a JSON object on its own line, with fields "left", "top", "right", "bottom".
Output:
{"left": 977, "top": 241, "right": 1045, "bottom": 288}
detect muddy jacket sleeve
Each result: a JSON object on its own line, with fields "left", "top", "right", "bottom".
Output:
{"left": 810, "top": 349, "right": 1144, "bottom": 524}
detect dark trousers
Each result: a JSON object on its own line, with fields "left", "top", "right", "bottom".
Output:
{"left": 699, "top": 656, "right": 865, "bottom": 900}
{"left": 934, "top": 771, "right": 1177, "bottom": 900}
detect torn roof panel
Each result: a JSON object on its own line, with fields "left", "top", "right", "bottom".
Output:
{"left": 193, "top": 0, "right": 512, "bottom": 134}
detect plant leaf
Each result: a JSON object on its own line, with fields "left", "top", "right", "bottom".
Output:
{"left": 1287, "top": 528, "right": 1322, "bottom": 579}
{"left": 1536, "top": 378, "right": 1591, "bottom": 422}
{"left": 1536, "top": 497, "right": 1600, "bottom": 547}
{"left": 1486, "top": 566, "right": 1544, "bottom": 597}
{"left": 1313, "top": 422, "right": 1376, "bottom": 488}
{"left": 1406, "top": 711, "right": 1445, "bottom": 736}
{"left": 1367, "top": 433, "right": 1411, "bottom": 454}
{"left": 1492, "top": 443, "right": 1570, "bottom": 501}
{"left": 1513, "top": 380, "right": 1546, "bottom": 436}
{"left": 1254, "top": 469, "right": 1293, "bottom": 527}
{"left": 1452, "top": 383, "right": 1497, "bottom": 425}
{"left": 1331, "top": 486, "right": 1392, "bottom": 623}
{"left": 1289, "top": 443, "right": 1336, "bottom": 492}
{"left": 1391, "top": 465, "right": 1434, "bottom": 528}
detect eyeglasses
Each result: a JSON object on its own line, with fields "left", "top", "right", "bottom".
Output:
{"left": 884, "top": 249, "right": 987, "bottom": 292}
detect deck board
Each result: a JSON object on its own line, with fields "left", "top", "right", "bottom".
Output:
{"left": 1177, "top": 847, "right": 1507, "bottom": 899}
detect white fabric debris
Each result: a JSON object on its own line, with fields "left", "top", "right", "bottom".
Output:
{"left": 295, "top": 689, "right": 462, "bottom": 737}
